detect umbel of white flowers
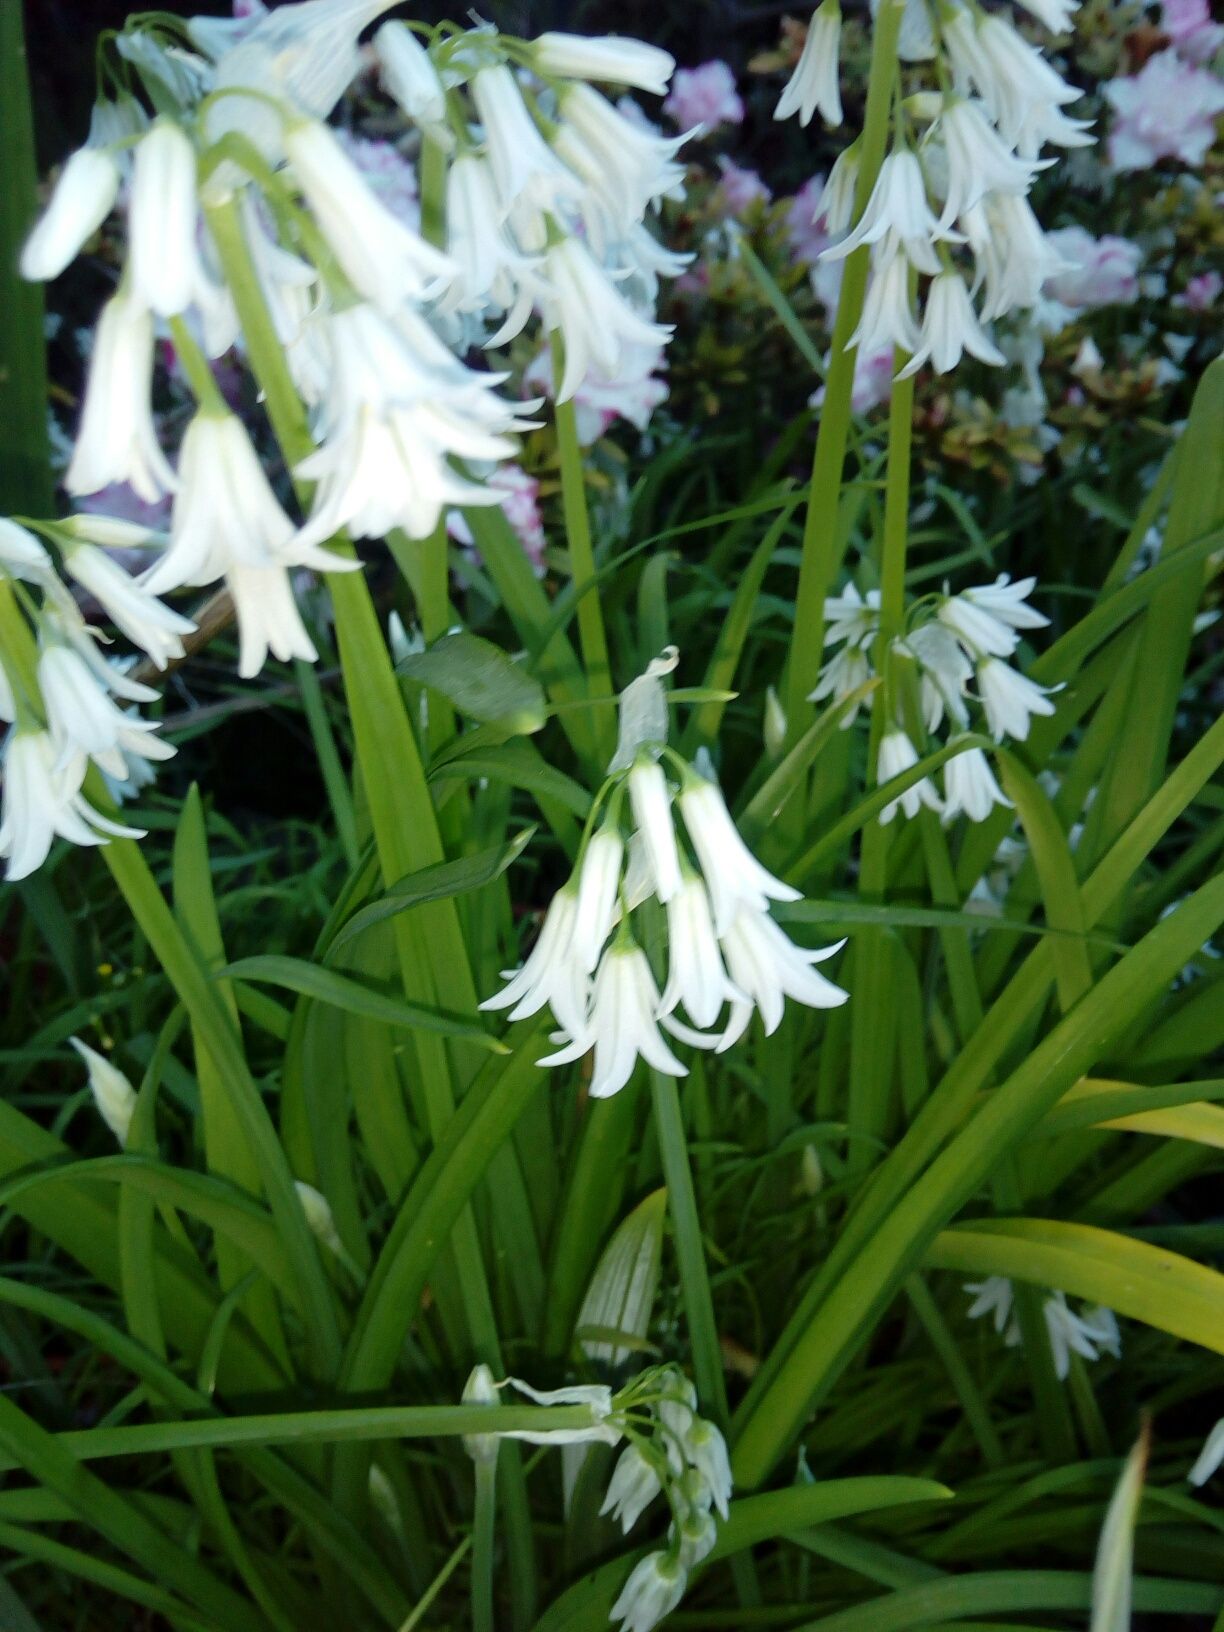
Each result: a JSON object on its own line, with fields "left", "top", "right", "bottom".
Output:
{"left": 811, "top": 572, "right": 1057, "bottom": 825}
{"left": 775, "top": 0, "right": 1094, "bottom": 380}
{"left": 482, "top": 649, "right": 848, "bottom": 1097}
{"left": 460, "top": 1361, "right": 732, "bottom": 1632}
{"left": 19, "top": 0, "right": 691, "bottom": 684}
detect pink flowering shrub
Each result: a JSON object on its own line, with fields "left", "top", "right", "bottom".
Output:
{"left": 663, "top": 61, "right": 745, "bottom": 130}
{"left": 1103, "top": 50, "right": 1224, "bottom": 170}
{"left": 1043, "top": 228, "right": 1142, "bottom": 309}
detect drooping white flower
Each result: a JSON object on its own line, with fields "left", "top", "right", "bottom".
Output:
{"left": 934, "top": 99, "right": 1047, "bottom": 229}
{"left": 659, "top": 873, "right": 745, "bottom": 1030}
{"left": 479, "top": 886, "right": 589, "bottom": 1040}
{"left": 556, "top": 83, "right": 687, "bottom": 228}
{"left": 901, "top": 622, "right": 972, "bottom": 732}
{"left": 961, "top": 193, "right": 1072, "bottom": 320}
{"left": 898, "top": 271, "right": 1005, "bottom": 378}
{"left": 500, "top": 1376, "right": 621, "bottom": 1444}
{"left": 677, "top": 773, "right": 800, "bottom": 935}
{"left": 471, "top": 65, "right": 586, "bottom": 248}
{"left": 818, "top": 144, "right": 860, "bottom": 234}
{"left": 610, "top": 1550, "right": 688, "bottom": 1632}
{"left": 539, "top": 937, "right": 685, "bottom": 1099}
{"left": 942, "top": 741, "right": 1012, "bottom": 824}
{"left": 821, "top": 150, "right": 947, "bottom": 264}
{"left": 938, "top": 579, "right": 1037, "bottom": 659}
{"left": 69, "top": 1037, "right": 137, "bottom": 1146}
{"left": 21, "top": 147, "right": 121, "bottom": 281}
{"left": 1044, "top": 1291, "right": 1118, "bottom": 1380}
{"left": 715, "top": 905, "right": 847, "bottom": 1049}
{"left": 438, "top": 153, "right": 538, "bottom": 339}
{"left": 142, "top": 411, "right": 355, "bottom": 677}
{"left": 60, "top": 542, "right": 194, "bottom": 669}
{"left": 240, "top": 196, "right": 329, "bottom": 405}
{"left": 373, "top": 20, "right": 448, "bottom": 130}
{"left": 682, "top": 1418, "right": 732, "bottom": 1520}
{"left": 823, "top": 582, "right": 880, "bottom": 649}
{"left": 601, "top": 1443, "right": 664, "bottom": 1532}
{"left": 544, "top": 237, "right": 673, "bottom": 404}
{"left": 284, "top": 119, "right": 455, "bottom": 313}
{"left": 37, "top": 641, "right": 173, "bottom": 782}
{"left": 848, "top": 242, "right": 921, "bottom": 357}
{"left": 976, "top": 658, "right": 1057, "bottom": 742}
{"left": 0, "top": 729, "right": 142, "bottom": 880}
{"left": 965, "top": 1275, "right": 1016, "bottom": 1336}
{"left": 627, "top": 757, "right": 682, "bottom": 905}
{"left": 533, "top": 32, "right": 676, "bottom": 97}
{"left": 671, "top": 1509, "right": 718, "bottom": 1569}
{"left": 877, "top": 728, "right": 943, "bottom": 823}
{"left": 0, "top": 519, "right": 53, "bottom": 583}
{"left": 65, "top": 288, "right": 176, "bottom": 504}
{"left": 572, "top": 825, "right": 625, "bottom": 973}
{"left": 127, "top": 121, "right": 206, "bottom": 319}
{"left": 775, "top": 1, "right": 842, "bottom": 129}
{"left": 810, "top": 644, "right": 873, "bottom": 725}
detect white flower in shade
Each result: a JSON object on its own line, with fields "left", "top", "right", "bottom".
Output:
{"left": 716, "top": 906, "right": 847, "bottom": 1049}
{"left": 1188, "top": 1421, "right": 1224, "bottom": 1487}
{"left": 533, "top": 32, "right": 676, "bottom": 97}
{"left": 127, "top": 121, "right": 205, "bottom": 319}
{"left": 965, "top": 1275, "right": 1016, "bottom": 1336}
{"left": 0, "top": 519, "right": 53, "bottom": 583}
{"left": 500, "top": 1376, "right": 621, "bottom": 1445}
{"left": 601, "top": 1444, "right": 663, "bottom": 1532}
{"left": 898, "top": 272, "right": 1005, "bottom": 378}
{"left": 284, "top": 120, "right": 455, "bottom": 314}
{"left": 878, "top": 729, "right": 943, "bottom": 823}
{"left": 659, "top": 873, "right": 745, "bottom": 1030}
{"left": 1044, "top": 1291, "right": 1118, "bottom": 1380}
{"left": 545, "top": 238, "right": 673, "bottom": 404}
{"left": 823, "top": 581, "right": 880, "bottom": 648}
{"left": 672, "top": 1509, "right": 717, "bottom": 1569}
{"left": 775, "top": 1, "right": 842, "bottom": 128}
{"left": 821, "top": 150, "right": 947, "bottom": 264}
{"left": 627, "top": 757, "right": 682, "bottom": 905}
{"left": 556, "top": 83, "right": 687, "bottom": 227}
{"left": 610, "top": 1550, "right": 687, "bottom": 1632}
{"left": 37, "top": 642, "right": 172, "bottom": 782}
{"left": 373, "top": 21, "right": 448, "bottom": 131}
{"left": 293, "top": 303, "right": 528, "bottom": 547}
{"left": 902, "top": 623, "right": 972, "bottom": 732}
{"left": 65, "top": 288, "right": 176, "bottom": 504}
{"left": 539, "top": 937, "right": 685, "bottom": 1100}
{"left": 942, "top": 741, "right": 1012, "bottom": 824}
{"left": 849, "top": 243, "right": 921, "bottom": 357}
{"left": 677, "top": 773, "right": 801, "bottom": 935}
{"left": 240, "top": 196, "right": 329, "bottom": 405}
{"left": 939, "top": 586, "right": 1021, "bottom": 659}
{"left": 683, "top": 1418, "right": 732, "bottom": 1520}
{"left": 294, "top": 1180, "right": 346, "bottom": 1257}
{"left": 810, "top": 644, "right": 873, "bottom": 726}
{"left": 935, "top": 99, "right": 1047, "bottom": 230}
{"left": 439, "top": 152, "right": 538, "bottom": 337}
{"left": 961, "top": 193, "right": 1071, "bottom": 320}
{"left": 0, "top": 729, "right": 141, "bottom": 881}
{"left": 471, "top": 66, "right": 586, "bottom": 248}
{"left": 69, "top": 1038, "right": 137, "bottom": 1146}
{"left": 60, "top": 543, "right": 194, "bottom": 669}
{"left": 479, "top": 887, "right": 590, "bottom": 1040}
{"left": 977, "top": 658, "right": 1057, "bottom": 742}
{"left": 818, "top": 144, "right": 860, "bottom": 234}
{"left": 142, "top": 412, "right": 355, "bottom": 678}
{"left": 21, "top": 146, "right": 120, "bottom": 281}
{"left": 572, "top": 825, "right": 625, "bottom": 973}
{"left": 970, "top": 16, "right": 1088, "bottom": 155}
{"left": 1012, "top": 0, "right": 1079, "bottom": 32}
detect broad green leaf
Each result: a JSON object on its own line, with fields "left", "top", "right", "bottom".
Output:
{"left": 398, "top": 630, "right": 546, "bottom": 733}
{"left": 925, "top": 1219, "right": 1224, "bottom": 1353}
{"left": 575, "top": 1188, "right": 667, "bottom": 1366}
{"left": 432, "top": 738, "right": 593, "bottom": 818}
{"left": 219, "top": 955, "right": 507, "bottom": 1051}
{"left": 327, "top": 827, "right": 535, "bottom": 955}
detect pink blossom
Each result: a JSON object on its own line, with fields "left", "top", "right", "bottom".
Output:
{"left": 1043, "top": 228, "right": 1142, "bottom": 308}
{"left": 525, "top": 342, "right": 669, "bottom": 445}
{"left": 1162, "top": 0, "right": 1224, "bottom": 62}
{"left": 663, "top": 61, "right": 744, "bottom": 130}
{"left": 450, "top": 465, "right": 547, "bottom": 574}
{"left": 715, "top": 157, "right": 771, "bottom": 214}
{"left": 1103, "top": 50, "right": 1224, "bottom": 171}
{"left": 335, "top": 131, "right": 420, "bottom": 228}
{"left": 810, "top": 345, "right": 894, "bottom": 415}
{"left": 1175, "top": 270, "right": 1222, "bottom": 310}
{"left": 785, "top": 175, "right": 832, "bottom": 264}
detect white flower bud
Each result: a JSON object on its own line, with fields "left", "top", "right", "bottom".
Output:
{"left": 374, "top": 21, "right": 447, "bottom": 129}
{"left": 21, "top": 147, "right": 120, "bottom": 281}
{"left": 462, "top": 1362, "right": 500, "bottom": 1464}
{"left": 533, "top": 32, "right": 676, "bottom": 97}
{"left": 609, "top": 1550, "right": 687, "bottom": 1632}
{"left": 294, "top": 1180, "right": 345, "bottom": 1256}
{"left": 69, "top": 1038, "right": 137, "bottom": 1146}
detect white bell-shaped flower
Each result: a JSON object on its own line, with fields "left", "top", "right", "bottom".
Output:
{"left": 716, "top": 905, "right": 847, "bottom": 1049}
{"left": 934, "top": 98, "right": 1047, "bottom": 229}
{"left": 572, "top": 825, "right": 625, "bottom": 973}
{"left": 677, "top": 773, "right": 800, "bottom": 935}
{"left": 898, "top": 271, "right": 1005, "bottom": 378}
{"left": 774, "top": 1, "right": 842, "bottom": 128}
{"left": 532, "top": 32, "right": 676, "bottom": 97}
{"left": 479, "top": 887, "right": 590, "bottom": 1040}
{"left": 877, "top": 728, "right": 943, "bottom": 823}
{"left": 976, "top": 658, "right": 1057, "bottom": 743}
{"left": 471, "top": 65, "right": 586, "bottom": 248}
{"left": 544, "top": 237, "right": 673, "bottom": 403}
{"left": 0, "top": 729, "right": 142, "bottom": 881}
{"left": 601, "top": 1443, "right": 664, "bottom": 1533}
{"left": 60, "top": 542, "right": 194, "bottom": 670}
{"left": 65, "top": 288, "right": 176, "bottom": 504}
{"left": 37, "top": 641, "right": 173, "bottom": 782}
{"left": 627, "top": 757, "right": 682, "bottom": 905}
{"left": 69, "top": 1038, "right": 137, "bottom": 1146}
{"left": 848, "top": 241, "right": 922, "bottom": 357}
{"left": 609, "top": 1550, "right": 687, "bottom": 1632}
{"left": 128, "top": 120, "right": 206, "bottom": 319}
{"left": 539, "top": 936, "right": 685, "bottom": 1100}
{"left": 942, "top": 741, "right": 1012, "bottom": 824}
{"left": 374, "top": 20, "right": 448, "bottom": 130}
{"left": 658, "top": 872, "right": 745, "bottom": 1030}
{"left": 21, "top": 146, "right": 121, "bottom": 281}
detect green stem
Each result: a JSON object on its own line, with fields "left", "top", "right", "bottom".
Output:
{"left": 904, "top": 1276, "right": 1004, "bottom": 1469}
{"left": 783, "top": 0, "right": 904, "bottom": 735}
{"left": 650, "top": 1070, "right": 728, "bottom": 1425}
{"left": 877, "top": 363, "right": 915, "bottom": 649}
{"left": 553, "top": 343, "right": 614, "bottom": 755}
{"left": 295, "top": 659, "right": 359, "bottom": 870}
{"left": 472, "top": 1454, "right": 498, "bottom": 1632}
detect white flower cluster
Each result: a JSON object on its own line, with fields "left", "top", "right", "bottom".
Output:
{"left": 483, "top": 651, "right": 847, "bottom": 1098}
{"left": 777, "top": 0, "right": 1093, "bottom": 377}
{"left": 460, "top": 1362, "right": 732, "bottom": 1632}
{"left": 0, "top": 516, "right": 190, "bottom": 880}
{"left": 20, "top": 1, "right": 688, "bottom": 681}
{"left": 965, "top": 1275, "right": 1121, "bottom": 1380}
{"left": 812, "top": 572, "right": 1057, "bottom": 824}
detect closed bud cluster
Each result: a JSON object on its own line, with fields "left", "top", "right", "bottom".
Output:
{"left": 811, "top": 573, "right": 1057, "bottom": 825}
{"left": 483, "top": 650, "right": 847, "bottom": 1098}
